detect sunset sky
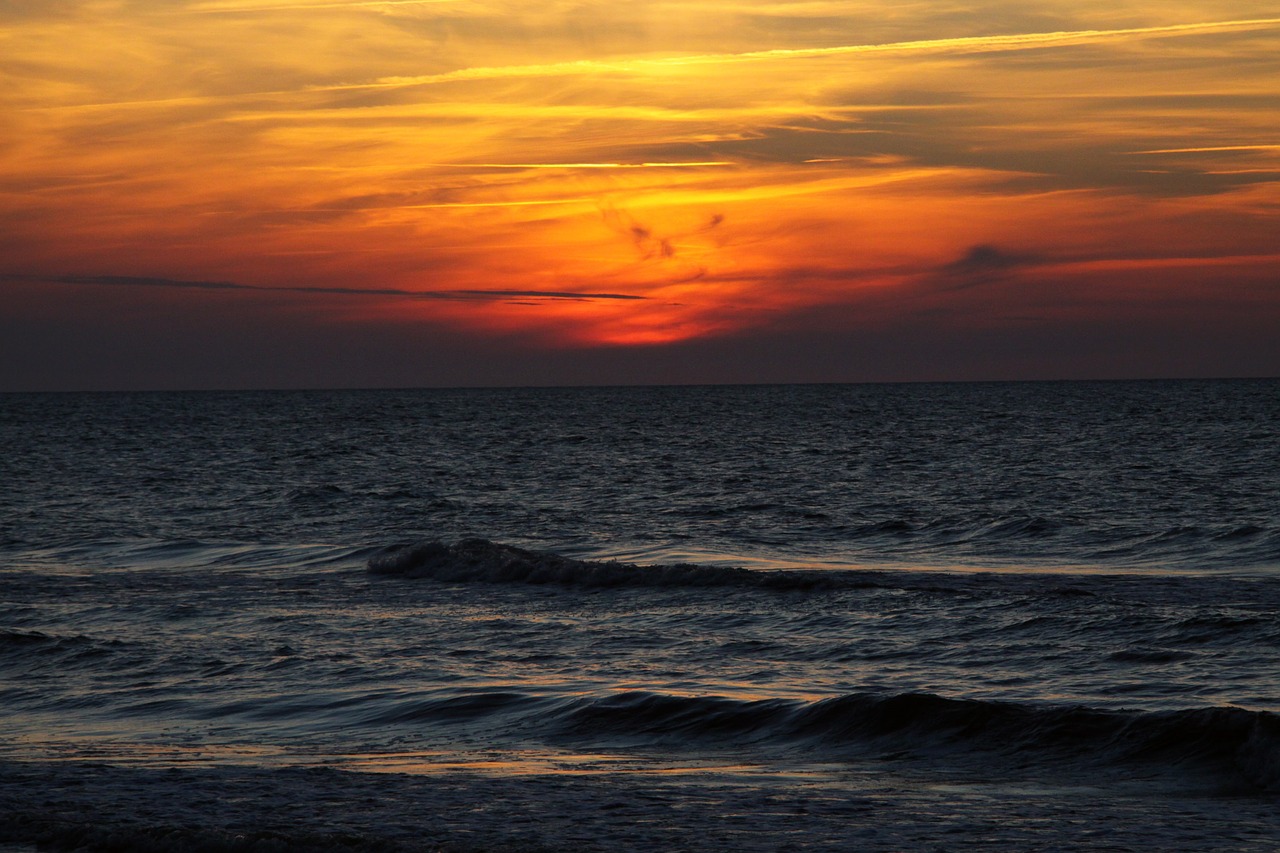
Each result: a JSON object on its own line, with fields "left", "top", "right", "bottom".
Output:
{"left": 2, "top": 0, "right": 1278, "bottom": 390}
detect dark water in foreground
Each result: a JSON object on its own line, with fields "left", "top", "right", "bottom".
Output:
{"left": 1, "top": 380, "right": 1278, "bottom": 850}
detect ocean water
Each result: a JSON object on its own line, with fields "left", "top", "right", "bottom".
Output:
{"left": 2, "top": 379, "right": 1278, "bottom": 851}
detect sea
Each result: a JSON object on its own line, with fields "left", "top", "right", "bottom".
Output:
{"left": 2, "top": 379, "right": 1278, "bottom": 851}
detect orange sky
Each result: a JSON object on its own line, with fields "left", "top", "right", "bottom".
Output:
{"left": 2, "top": 1, "right": 1278, "bottom": 389}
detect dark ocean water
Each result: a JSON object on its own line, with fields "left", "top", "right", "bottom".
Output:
{"left": 2, "top": 380, "right": 1278, "bottom": 851}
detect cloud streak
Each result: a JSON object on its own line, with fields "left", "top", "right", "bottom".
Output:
{"left": 335, "top": 17, "right": 1280, "bottom": 92}
{"left": 1132, "top": 145, "right": 1280, "bottom": 154}
{"left": 24, "top": 16, "right": 1280, "bottom": 114}
{"left": 193, "top": 0, "right": 460, "bottom": 12}
{"left": 433, "top": 162, "right": 735, "bottom": 169}
{"left": 11, "top": 275, "right": 646, "bottom": 302}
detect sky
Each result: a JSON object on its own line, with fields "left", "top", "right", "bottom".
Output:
{"left": 1, "top": 0, "right": 1278, "bottom": 390}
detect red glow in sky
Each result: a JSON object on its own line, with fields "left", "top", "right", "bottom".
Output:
{"left": 2, "top": 1, "right": 1278, "bottom": 389}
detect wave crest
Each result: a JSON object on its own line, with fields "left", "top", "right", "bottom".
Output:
{"left": 367, "top": 539, "right": 767, "bottom": 588}
{"left": 557, "top": 690, "right": 1280, "bottom": 792}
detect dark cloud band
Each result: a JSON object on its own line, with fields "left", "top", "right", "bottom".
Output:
{"left": 12, "top": 274, "right": 646, "bottom": 302}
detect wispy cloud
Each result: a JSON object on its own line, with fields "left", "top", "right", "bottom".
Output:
{"left": 32, "top": 15, "right": 1277, "bottom": 114}
{"left": 12, "top": 275, "right": 646, "bottom": 302}
{"left": 360, "top": 199, "right": 597, "bottom": 210}
{"left": 192, "top": 0, "right": 460, "bottom": 11}
{"left": 326, "top": 17, "right": 1280, "bottom": 92}
{"left": 1131, "top": 145, "right": 1280, "bottom": 154}
{"left": 432, "top": 162, "right": 734, "bottom": 169}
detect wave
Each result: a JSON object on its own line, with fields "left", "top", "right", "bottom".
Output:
{"left": 368, "top": 538, "right": 770, "bottom": 588}
{"left": 871, "top": 517, "right": 1280, "bottom": 569}
{"left": 145, "top": 675, "right": 1275, "bottom": 793}
{"left": 125, "top": 681, "right": 1277, "bottom": 792}
{"left": 366, "top": 538, "right": 1025, "bottom": 592}
{"left": 244, "top": 684, "right": 1276, "bottom": 793}
{"left": 373, "top": 689, "right": 1274, "bottom": 793}
{"left": 556, "top": 691, "right": 1278, "bottom": 789}
{"left": 364, "top": 539, "right": 1280, "bottom": 607}
{"left": 4, "top": 539, "right": 380, "bottom": 574}
{"left": 1084, "top": 523, "right": 1280, "bottom": 567}
{"left": 0, "top": 628, "right": 120, "bottom": 667}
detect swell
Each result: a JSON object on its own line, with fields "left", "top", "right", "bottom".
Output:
{"left": 531, "top": 690, "right": 1279, "bottom": 792}
{"left": 4, "top": 538, "right": 381, "bottom": 573}
{"left": 368, "top": 539, "right": 783, "bottom": 588}
{"left": 0, "top": 628, "right": 121, "bottom": 666}
{"left": 197, "top": 685, "right": 1275, "bottom": 793}
{"left": 365, "top": 539, "right": 1280, "bottom": 599}
{"left": 555, "top": 691, "right": 1280, "bottom": 791}
{"left": 111, "top": 678, "right": 1271, "bottom": 793}
{"left": 367, "top": 538, "right": 987, "bottom": 591}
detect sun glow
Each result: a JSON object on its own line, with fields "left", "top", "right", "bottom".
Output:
{"left": 1, "top": 0, "right": 1277, "bottom": 387}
